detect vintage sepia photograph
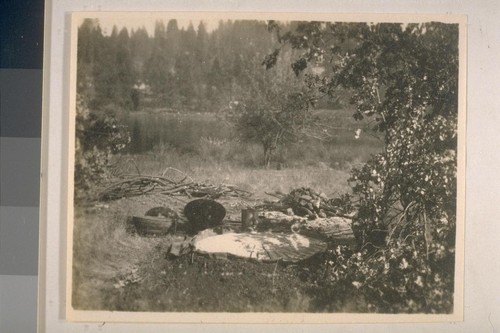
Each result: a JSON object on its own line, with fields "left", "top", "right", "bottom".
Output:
{"left": 66, "top": 12, "right": 465, "bottom": 322}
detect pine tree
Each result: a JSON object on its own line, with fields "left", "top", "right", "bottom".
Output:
{"left": 115, "top": 27, "right": 135, "bottom": 109}
{"left": 144, "top": 21, "right": 170, "bottom": 106}
{"left": 130, "top": 27, "right": 151, "bottom": 79}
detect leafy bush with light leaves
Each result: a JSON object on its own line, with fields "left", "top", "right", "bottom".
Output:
{"left": 268, "top": 21, "right": 459, "bottom": 312}
{"left": 74, "top": 96, "right": 130, "bottom": 201}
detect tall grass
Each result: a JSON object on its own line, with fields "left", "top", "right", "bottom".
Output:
{"left": 109, "top": 109, "right": 382, "bottom": 198}
{"left": 72, "top": 204, "right": 164, "bottom": 309}
{"left": 119, "top": 109, "right": 382, "bottom": 167}
{"left": 116, "top": 144, "right": 355, "bottom": 198}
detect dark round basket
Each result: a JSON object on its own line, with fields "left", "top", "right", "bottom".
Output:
{"left": 183, "top": 199, "right": 226, "bottom": 233}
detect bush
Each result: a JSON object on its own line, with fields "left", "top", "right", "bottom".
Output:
{"left": 270, "top": 21, "right": 459, "bottom": 313}
{"left": 74, "top": 97, "right": 130, "bottom": 201}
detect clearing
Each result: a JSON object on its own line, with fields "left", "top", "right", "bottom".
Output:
{"left": 71, "top": 167, "right": 358, "bottom": 312}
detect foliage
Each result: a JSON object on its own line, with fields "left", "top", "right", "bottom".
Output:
{"left": 74, "top": 96, "right": 130, "bottom": 201}
{"left": 78, "top": 19, "right": 282, "bottom": 113}
{"left": 78, "top": 20, "right": 136, "bottom": 110}
{"left": 305, "top": 241, "right": 454, "bottom": 313}
{"left": 227, "top": 74, "right": 315, "bottom": 167}
{"left": 268, "top": 21, "right": 459, "bottom": 312}
{"left": 222, "top": 38, "right": 343, "bottom": 167}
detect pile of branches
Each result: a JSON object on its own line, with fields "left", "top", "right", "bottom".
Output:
{"left": 98, "top": 174, "right": 251, "bottom": 201}
{"left": 264, "top": 187, "right": 354, "bottom": 219}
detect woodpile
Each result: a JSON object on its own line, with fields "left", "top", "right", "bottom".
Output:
{"left": 264, "top": 187, "right": 353, "bottom": 219}
{"left": 98, "top": 174, "right": 251, "bottom": 201}
{"left": 119, "top": 177, "right": 358, "bottom": 250}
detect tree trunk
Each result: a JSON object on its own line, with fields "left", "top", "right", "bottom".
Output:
{"left": 263, "top": 131, "right": 282, "bottom": 168}
{"left": 263, "top": 145, "right": 274, "bottom": 168}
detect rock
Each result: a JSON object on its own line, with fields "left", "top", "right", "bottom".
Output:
{"left": 168, "top": 241, "right": 191, "bottom": 257}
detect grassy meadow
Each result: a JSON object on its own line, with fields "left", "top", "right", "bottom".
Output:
{"left": 114, "top": 108, "right": 383, "bottom": 197}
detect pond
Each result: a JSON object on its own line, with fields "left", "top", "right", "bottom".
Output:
{"left": 122, "top": 112, "right": 233, "bottom": 154}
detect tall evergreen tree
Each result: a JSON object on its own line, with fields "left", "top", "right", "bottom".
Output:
{"left": 90, "top": 25, "right": 137, "bottom": 110}
{"left": 130, "top": 27, "right": 152, "bottom": 79}
{"left": 92, "top": 26, "right": 119, "bottom": 108}
{"left": 77, "top": 19, "right": 102, "bottom": 101}
{"left": 165, "top": 19, "right": 180, "bottom": 70}
{"left": 195, "top": 22, "right": 209, "bottom": 65}
{"left": 115, "top": 27, "right": 135, "bottom": 109}
{"left": 144, "top": 21, "right": 171, "bottom": 105}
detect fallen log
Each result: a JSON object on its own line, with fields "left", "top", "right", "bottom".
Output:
{"left": 257, "top": 211, "right": 356, "bottom": 247}
{"left": 297, "top": 216, "right": 356, "bottom": 247}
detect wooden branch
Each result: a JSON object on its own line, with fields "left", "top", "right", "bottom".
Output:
{"left": 98, "top": 172, "right": 251, "bottom": 201}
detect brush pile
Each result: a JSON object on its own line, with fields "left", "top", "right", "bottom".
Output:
{"left": 264, "top": 187, "right": 354, "bottom": 219}
{"left": 98, "top": 174, "right": 251, "bottom": 201}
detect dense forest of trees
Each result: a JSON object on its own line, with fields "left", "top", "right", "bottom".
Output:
{"left": 77, "top": 18, "right": 310, "bottom": 113}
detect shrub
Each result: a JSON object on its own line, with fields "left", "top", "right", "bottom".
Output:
{"left": 74, "top": 96, "right": 130, "bottom": 201}
{"left": 269, "top": 21, "right": 459, "bottom": 312}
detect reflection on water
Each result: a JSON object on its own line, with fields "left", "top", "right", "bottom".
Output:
{"left": 123, "top": 113, "right": 232, "bottom": 153}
